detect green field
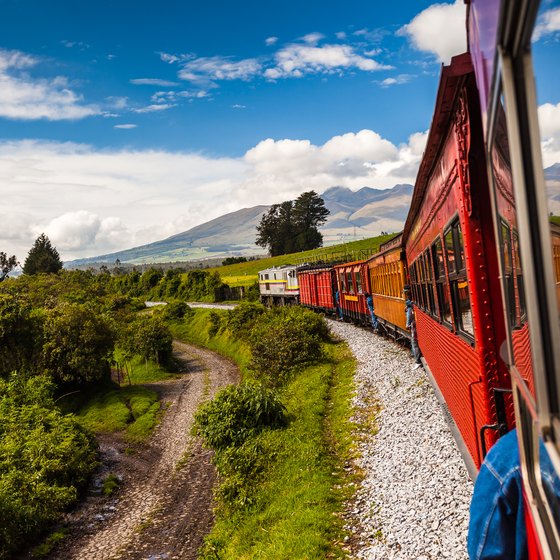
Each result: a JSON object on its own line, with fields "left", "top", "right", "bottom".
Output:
{"left": 210, "top": 233, "right": 396, "bottom": 287}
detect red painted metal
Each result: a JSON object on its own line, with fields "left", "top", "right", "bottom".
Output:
{"left": 403, "top": 53, "right": 511, "bottom": 469}
{"left": 297, "top": 265, "right": 336, "bottom": 312}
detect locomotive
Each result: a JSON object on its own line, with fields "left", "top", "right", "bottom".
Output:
{"left": 259, "top": 1, "right": 560, "bottom": 555}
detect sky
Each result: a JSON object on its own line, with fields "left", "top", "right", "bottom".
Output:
{"left": 1, "top": 0, "right": 560, "bottom": 262}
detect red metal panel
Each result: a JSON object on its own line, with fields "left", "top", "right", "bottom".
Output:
{"left": 417, "top": 310, "right": 489, "bottom": 467}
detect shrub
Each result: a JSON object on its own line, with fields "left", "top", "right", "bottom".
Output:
{"left": 102, "top": 473, "right": 120, "bottom": 496}
{"left": 0, "top": 374, "right": 97, "bottom": 558}
{"left": 208, "top": 311, "right": 223, "bottom": 338}
{"left": 194, "top": 382, "right": 286, "bottom": 451}
{"left": 162, "top": 301, "right": 192, "bottom": 321}
{"left": 42, "top": 303, "right": 115, "bottom": 385}
{"left": 225, "top": 302, "right": 265, "bottom": 341}
{"left": 248, "top": 307, "right": 326, "bottom": 385}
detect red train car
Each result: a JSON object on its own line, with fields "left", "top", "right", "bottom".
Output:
{"left": 333, "top": 260, "right": 370, "bottom": 325}
{"left": 297, "top": 264, "right": 337, "bottom": 314}
{"left": 402, "top": 52, "right": 512, "bottom": 474}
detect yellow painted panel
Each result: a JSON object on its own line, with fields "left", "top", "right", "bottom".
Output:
{"left": 344, "top": 295, "right": 359, "bottom": 302}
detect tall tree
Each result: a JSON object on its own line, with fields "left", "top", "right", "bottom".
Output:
{"left": 0, "top": 252, "right": 18, "bottom": 282}
{"left": 256, "top": 192, "right": 329, "bottom": 256}
{"left": 23, "top": 234, "right": 63, "bottom": 275}
{"left": 256, "top": 201, "right": 294, "bottom": 257}
{"left": 292, "top": 191, "right": 330, "bottom": 252}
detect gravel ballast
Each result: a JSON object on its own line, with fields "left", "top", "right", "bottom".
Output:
{"left": 329, "top": 319, "right": 474, "bottom": 560}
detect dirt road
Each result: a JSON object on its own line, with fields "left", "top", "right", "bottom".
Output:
{"left": 48, "top": 341, "right": 239, "bottom": 560}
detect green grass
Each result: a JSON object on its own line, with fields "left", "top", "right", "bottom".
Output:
{"left": 31, "top": 529, "right": 69, "bottom": 558}
{"left": 114, "top": 349, "right": 175, "bottom": 384}
{"left": 202, "top": 233, "right": 396, "bottom": 287}
{"left": 169, "top": 309, "right": 253, "bottom": 377}
{"left": 200, "top": 342, "right": 357, "bottom": 559}
{"left": 551, "top": 215, "right": 560, "bottom": 226}
{"left": 76, "top": 385, "right": 160, "bottom": 442}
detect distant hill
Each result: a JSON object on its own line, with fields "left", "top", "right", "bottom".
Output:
{"left": 66, "top": 184, "right": 415, "bottom": 267}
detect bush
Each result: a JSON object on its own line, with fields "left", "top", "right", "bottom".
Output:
{"left": 162, "top": 301, "right": 192, "bottom": 321}
{"left": 0, "top": 374, "right": 98, "bottom": 558}
{"left": 225, "top": 302, "right": 265, "bottom": 341}
{"left": 208, "top": 311, "right": 223, "bottom": 338}
{"left": 194, "top": 382, "right": 286, "bottom": 450}
{"left": 248, "top": 307, "right": 326, "bottom": 385}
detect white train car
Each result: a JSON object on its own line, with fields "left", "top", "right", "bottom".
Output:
{"left": 258, "top": 265, "right": 299, "bottom": 306}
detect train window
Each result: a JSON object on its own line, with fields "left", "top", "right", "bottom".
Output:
{"left": 346, "top": 272, "right": 354, "bottom": 294}
{"left": 445, "top": 229, "right": 456, "bottom": 275}
{"left": 446, "top": 221, "right": 474, "bottom": 340}
{"left": 265, "top": 273, "right": 269, "bottom": 280}
{"left": 433, "top": 237, "right": 451, "bottom": 324}
{"left": 355, "top": 271, "right": 363, "bottom": 294}
{"left": 500, "top": 220, "right": 517, "bottom": 328}
{"left": 339, "top": 271, "right": 346, "bottom": 292}
{"left": 425, "top": 250, "right": 438, "bottom": 317}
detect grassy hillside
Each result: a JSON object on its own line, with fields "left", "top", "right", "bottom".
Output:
{"left": 210, "top": 233, "right": 396, "bottom": 287}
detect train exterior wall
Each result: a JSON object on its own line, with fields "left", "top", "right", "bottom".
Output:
{"left": 403, "top": 54, "right": 510, "bottom": 468}
{"left": 298, "top": 266, "right": 336, "bottom": 313}
{"left": 366, "top": 237, "right": 408, "bottom": 335}
{"left": 334, "top": 260, "right": 370, "bottom": 325}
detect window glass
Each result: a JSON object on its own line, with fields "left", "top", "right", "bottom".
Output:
{"left": 339, "top": 271, "right": 346, "bottom": 292}
{"left": 355, "top": 271, "right": 363, "bottom": 294}
{"left": 346, "top": 272, "right": 354, "bottom": 293}
{"left": 456, "top": 223, "right": 465, "bottom": 272}
{"left": 445, "top": 229, "right": 456, "bottom": 275}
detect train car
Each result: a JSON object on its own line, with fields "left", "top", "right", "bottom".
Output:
{"left": 297, "top": 263, "right": 337, "bottom": 315}
{"left": 333, "top": 260, "right": 370, "bottom": 325}
{"left": 258, "top": 265, "right": 299, "bottom": 306}
{"left": 365, "top": 233, "right": 409, "bottom": 340}
{"left": 466, "top": 1, "right": 560, "bottom": 556}
{"left": 402, "top": 52, "right": 511, "bottom": 475}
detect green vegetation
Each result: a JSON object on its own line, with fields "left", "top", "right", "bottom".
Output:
{"left": 256, "top": 191, "right": 330, "bottom": 256}
{"left": 76, "top": 385, "right": 160, "bottom": 442}
{"left": 0, "top": 374, "right": 98, "bottom": 559}
{"left": 550, "top": 215, "right": 560, "bottom": 226}
{"left": 0, "top": 252, "right": 18, "bottom": 282}
{"left": 102, "top": 473, "right": 121, "bottom": 496}
{"left": 169, "top": 305, "right": 357, "bottom": 559}
{"left": 31, "top": 528, "right": 69, "bottom": 558}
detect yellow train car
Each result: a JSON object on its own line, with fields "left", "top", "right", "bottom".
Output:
{"left": 366, "top": 233, "right": 409, "bottom": 338}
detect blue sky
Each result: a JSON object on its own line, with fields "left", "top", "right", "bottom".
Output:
{"left": 1, "top": 0, "right": 559, "bottom": 260}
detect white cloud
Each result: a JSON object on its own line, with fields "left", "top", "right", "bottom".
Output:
{"left": 114, "top": 124, "right": 137, "bottom": 129}
{"left": 265, "top": 36, "right": 278, "bottom": 46}
{"left": 380, "top": 74, "right": 413, "bottom": 87}
{"left": 336, "top": 32, "right": 347, "bottom": 40}
{"left": 265, "top": 43, "right": 392, "bottom": 79}
{"left": 178, "top": 56, "right": 262, "bottom": 85}
{"left": 534, "top": 7, "right": 560, "bottom": 40}
{"left": 301, "top": 32, "right": 325, "bottom": 45}
{"left": 0, "top": 48, "right": 99, "bottom": 120}
{"left": 398, "top": 0, "right": 466, "bottom": 63}
{"left": 132, "top": 103, "right": 176, "bottom": 113}
{"left": 538, "top": 102, "right": 560, "bottom": 167}
{"left": 232, "top": 104, "right": 246, "bottom": 109}
{"left": 0, "top": 131, "right": 427, "bottom": 260}
{"left": 130, "top": 78, "right": 179, "bottom": 86}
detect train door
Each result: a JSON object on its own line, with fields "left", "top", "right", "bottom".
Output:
{"left": 482, "top": 0, "right": 560, "bottom": 556}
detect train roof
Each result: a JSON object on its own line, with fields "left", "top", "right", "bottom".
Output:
{"left": 402, "top": 52, "right": 473, "bottom": 245}
{"left": 332, "top": 259, "right": 366, "bottom": 270}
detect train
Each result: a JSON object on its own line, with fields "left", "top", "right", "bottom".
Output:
{"left": 258, "top": 1, "right": 560, "bottom": 556}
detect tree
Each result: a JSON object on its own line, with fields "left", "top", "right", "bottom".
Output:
{"left": 22, "top": 234, "right": 63, "bottom": 275}
{"left": 0, "top": 253, "right": 18, "bottom": 282}
{"left": 42, "top": 303, "right": 115, "bottom": 384}
{"left": 255, "top": 192, "right": 329, "bottom": 256}
{"left": 292, "top": 191, "right": 330, "bottom": 252}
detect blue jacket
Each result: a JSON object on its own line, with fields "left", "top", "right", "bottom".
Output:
{"left": 468, "top": 429, "right": 527, "bottom": 560}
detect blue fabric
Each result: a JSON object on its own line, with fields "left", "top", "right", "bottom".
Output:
{"left": 468, "top": 429, "right": 527, "bottom": 560}
{"left": 335, "top": 291, "right": 343, "bottom": 319}
{"left": 366, "top": 295, "right": 378, "bottom": 329}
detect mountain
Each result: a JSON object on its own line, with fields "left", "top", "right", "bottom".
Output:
{"left": 67, "top": 184, "right": 414, "bottom": 267}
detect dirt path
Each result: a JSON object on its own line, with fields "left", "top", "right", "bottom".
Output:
{"left": 48, "top": 341, "right": 239, "bottom": 560}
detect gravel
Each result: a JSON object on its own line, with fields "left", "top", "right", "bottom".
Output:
{"left": 328, "top": 319, "right": 473, "bottom": 560}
